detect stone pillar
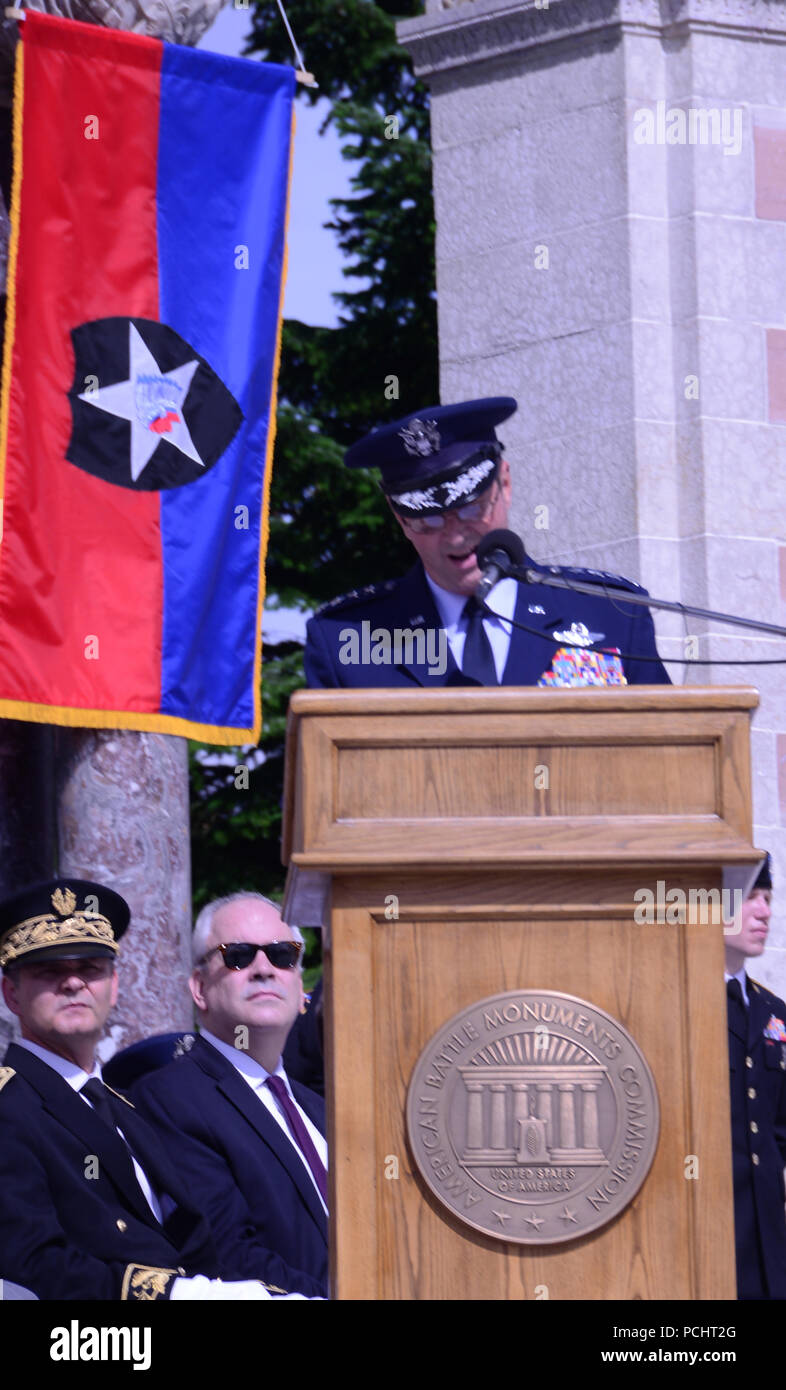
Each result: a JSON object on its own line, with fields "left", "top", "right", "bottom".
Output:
{"left": 0, "top": 723, "right": 56, "bottom": 1048}
{"left": 399, "top": 0, "right": 786, "bottom": 997}
{"left": 537, "top": 1081, "right": 554, "bottom": 1148}
{"left": 581, "top": 1081, "right": 600, "bottom": 1150}
{"left": 490, "top": 1082, "right": 507, "bottom": 1148}
{"left": 465, "top": 1079, "right": 485, "bottom": 1147}
{"left": 57, "top": 731, "right": 193, "bottom": 1057}
{"left": 558, "top": 1082, "right": 576, "bottom": 1148}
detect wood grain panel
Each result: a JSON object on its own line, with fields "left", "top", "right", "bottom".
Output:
{"left": 335, "top": 741, "right": 715, "bottom": 819}
{"left": 328, "top": 879, "right": 735, "bottom": 1300}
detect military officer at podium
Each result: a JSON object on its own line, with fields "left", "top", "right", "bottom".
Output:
{"left": 304, "top": 397, "right": 671, "bottom": 689}
{"left": 725, "top": 854, "right": 786, "bottom": 1299}
{"left": 0, "top": 878, "right": 314, "bottom": 1301}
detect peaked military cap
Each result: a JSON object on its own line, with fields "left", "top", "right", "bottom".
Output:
{"left": 753, "top": 853, "right": 773, "bottom": 891}
{"left": 0, "top": 877, "right": 130, "bottom": 970}
{"left": 346, "top": 396, "right": 517, "bottom": 518}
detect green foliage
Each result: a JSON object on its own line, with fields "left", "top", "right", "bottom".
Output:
{"left": 189, "top": 0, "right": 437, "bottom": 937}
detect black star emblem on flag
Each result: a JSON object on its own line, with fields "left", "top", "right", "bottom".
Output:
{"left": 67, "top": 317, "right": 244, "bottom": 491}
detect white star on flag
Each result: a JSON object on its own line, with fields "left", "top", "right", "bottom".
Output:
{"left": 79, "top": 323, "right": 205, "bottom": 481}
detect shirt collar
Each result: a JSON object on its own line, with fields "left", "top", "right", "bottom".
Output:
{"left": 15, "top": 1037, "right": 100, "bottom": 1091}
{"left": 200, "top": 1028, "right": 288, "bottom": 1091}
{"left": 424, "top": 571, "right": 517, "bottom": 632}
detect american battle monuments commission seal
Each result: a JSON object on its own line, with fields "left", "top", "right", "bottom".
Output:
{"left": 406, "top": 991, "right": 659, "bottom": 1244}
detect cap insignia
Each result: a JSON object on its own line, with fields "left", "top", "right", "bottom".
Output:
{"left": 398, "top": 418, "right": 441, "bottom": 458}
{"left": 52, "top": 886, "right": 77, "bottom": 917}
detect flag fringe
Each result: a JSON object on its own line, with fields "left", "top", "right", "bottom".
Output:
{"left": 252, "top": 100, "right": 296, "bottom": 749}
{"left": 0, "top": 696, "right": 255, "bottom": 746}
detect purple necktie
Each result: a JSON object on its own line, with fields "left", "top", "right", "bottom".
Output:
{"left": 266, "top": 1074, "right": 328, "bottom": 1206}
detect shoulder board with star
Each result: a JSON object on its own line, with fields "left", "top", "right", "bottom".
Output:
{"left": 530, "top": 562, "right": 647, "bottom": 595}
{"left": 314, "top": 579, "right": 399, "bottom": 618}
{"left": 0, "top": 1066, "right": 16, "bottom": 1094}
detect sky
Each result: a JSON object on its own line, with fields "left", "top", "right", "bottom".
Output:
{"left": 198, "top": 2, "right": 352, "bottom": 328}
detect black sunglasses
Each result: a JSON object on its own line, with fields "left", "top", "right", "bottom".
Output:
{"left": 199, "top": 940, "right": 304, "bottom": 971}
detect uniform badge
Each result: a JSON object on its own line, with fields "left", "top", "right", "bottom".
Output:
{"left": 398, "top": 418, "right": 441, "bottom": 457}
{"left": 528, "top": 604, "right": 545, "bottom": 615}
{"left": 764, "top": 1015, "right": 786, "bottom": 1042}
{"left": 538, "top": 647, "right": 627, "bottom": 688}
{"left": 551, "top": 621, "right": 604, "bottom": 647}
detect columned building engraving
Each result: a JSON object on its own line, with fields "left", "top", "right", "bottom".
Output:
{"left": 458, "top": 1063, "right": 606, "bottom": 1165}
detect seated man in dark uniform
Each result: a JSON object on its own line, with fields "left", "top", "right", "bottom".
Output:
{"left": 725, "top": 854, "right": 786, "bottom": 1299}
{"left": 0, "top": 878, "right": 314, "bottom": 1301}
{"left": 305, "top": 397, "right": 670, "bottom": 688}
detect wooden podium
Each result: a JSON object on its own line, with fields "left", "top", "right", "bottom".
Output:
{"left": 282, "top": 686, "right": 760, "bottom": 1300}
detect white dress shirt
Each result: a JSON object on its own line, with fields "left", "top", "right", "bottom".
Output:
{"left": 200, "top": 1029, "right": 328, "bottom": 1214}
{"left": 16, "top": 1037, "right": 163, "bottom": 1221}
{"left": 425, "top": 572, "right": 517, "bottom": 683}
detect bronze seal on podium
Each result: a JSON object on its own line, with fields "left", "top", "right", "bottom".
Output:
{"left": 405, "top": 990, "right": 659, "bottom": 1244}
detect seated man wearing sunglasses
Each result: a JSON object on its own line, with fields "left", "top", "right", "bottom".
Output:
{"left": 130, "top": 893, "right": 328, "bottom": 1298}
{"left": 304, "top": 397, "right": 670, "bottom": 688}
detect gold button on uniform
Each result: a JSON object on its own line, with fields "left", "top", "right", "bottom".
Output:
{"left": 748, "top": 1088, "right": 756, "bottom": 1099}
{"left": 752, "top": 1154, "right": 760, "bottom": 1166}
{"left": 746, "top": 1057, "right": 754, "bottom": 1068}
{"left": 750, "top": 1122, "right": 759, "bottom": 1134}
{"left": 117, "top": 1219, "right": 127, "bottom": 1232}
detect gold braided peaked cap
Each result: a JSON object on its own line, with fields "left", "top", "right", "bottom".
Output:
{"left": 0, "top": 878, "right": 130, "bottom": 969}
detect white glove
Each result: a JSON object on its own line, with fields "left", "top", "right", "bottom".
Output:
{"left": 170, "top": 1277, "right": 324, "bottom": 1301}
{"left": 171, "top": 1276, "right": 271, "bottom": 1301}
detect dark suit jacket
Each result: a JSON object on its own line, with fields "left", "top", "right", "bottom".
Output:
{"left": 0, "top": 1043, "right": 220, "bottom": 1300}
{"left": 131, "top": 1036, "right": 328, "bottom": 1297}
{"left": 728, "top": 975, "right": 786, "bottom": 1299}
{"left": 304, "top": 560, "right": 671, "bottom": 688}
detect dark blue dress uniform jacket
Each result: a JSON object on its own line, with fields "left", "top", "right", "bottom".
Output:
{"left": 130, "top": 1035, "right": 328, "bottom": 1298}
{"left": 0, "top": 1043, "right": 221, "bottom": 1300}
{"left": 729, "top": 976, "right": 786, "bottom": 1299}
{"left": 304, "top": 561, "right": 671, "bottom": 688}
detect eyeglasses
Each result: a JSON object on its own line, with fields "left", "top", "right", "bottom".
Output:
{"left": 398, "top": 481, "right": 500, "bottom": 535}
{"left": 199, "top": 941, "right": 304, "bottom": 971}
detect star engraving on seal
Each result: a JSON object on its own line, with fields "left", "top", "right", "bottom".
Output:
{"left": 524, "top": 1212, "right": 546, "bottom": 1231}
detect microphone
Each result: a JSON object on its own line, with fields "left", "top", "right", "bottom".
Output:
{"left": 473, "top": 529, "right": 526, "bottom": 604}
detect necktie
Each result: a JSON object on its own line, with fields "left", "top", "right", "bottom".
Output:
{"left": 266, "top": 1074, "right": 328, "bottom": 1205}
{"left": 81, "top": 1077, "right": 118, "bottom": 1129}
{"left": 462, "top": 596, "right": 498, "bottom": 684}
{"left": 81, "top": 1078, "right": 165, "bottom": 1222}
{"left": 727, "top": 977, "right": 748, "bottom": 1035}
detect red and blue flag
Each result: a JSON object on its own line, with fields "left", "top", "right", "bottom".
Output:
{"left": 0, "top": 12, "right": 295, "bottom": 743}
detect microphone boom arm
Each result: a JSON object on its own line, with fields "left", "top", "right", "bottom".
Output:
{"left": 511, "top": 565, "right": 786, "bottom": 640}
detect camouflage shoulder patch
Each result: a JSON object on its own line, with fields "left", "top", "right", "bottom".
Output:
{"left": 314, "top": 579, "right": 398, "bottom": 618}
{"left": 0, "top": 1066, "right": 16, "bottom": 1093}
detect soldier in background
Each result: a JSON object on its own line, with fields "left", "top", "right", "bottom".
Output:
{"left": 725, "top": 854, "right": 786, "bottom": 1299}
